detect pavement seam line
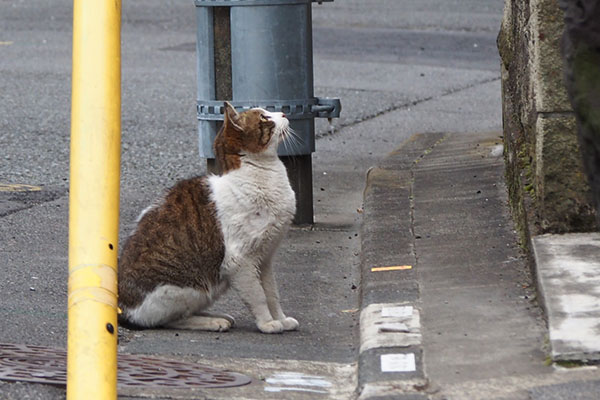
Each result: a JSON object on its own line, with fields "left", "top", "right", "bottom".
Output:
{"left": 316, "top": 76, "right": 501, "bottom": 139}
{"left": 408, "top": 134, "right": 449, "bottom": 275}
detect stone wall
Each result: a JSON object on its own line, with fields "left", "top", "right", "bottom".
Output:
{"left": 559, "top": 0, "right": 600, "bottom": 228}
{"left": 498, "top": 0, "right": 596, "bottom": 239}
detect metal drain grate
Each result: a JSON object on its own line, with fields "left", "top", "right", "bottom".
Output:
{"left": 0, "top": 343, "right": 67, "bottom": 386}
{"left": 117, "top": 353, "right": 250, "bottom": 388}
{"left": 0, "top": 343, "right": 251, "bottom": 389}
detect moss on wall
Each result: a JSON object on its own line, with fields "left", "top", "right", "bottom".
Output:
{"left": 499, "top": 0, "right": 596, "bottom": 243}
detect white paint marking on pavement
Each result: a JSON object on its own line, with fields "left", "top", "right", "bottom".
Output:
{"left": 381, "top": 305, "right": 413, "bottom": 318}
{"left": 266, "top": 372, "right": 332, "bottom": 387}
{"left": 265, "top": 386, "right": 329, "bottom": 394}
{"left": 380, "top": 353, "right": 416, "bottom": 372}
{"left": 264, "top": 371, "right": 332, "bottom": 394}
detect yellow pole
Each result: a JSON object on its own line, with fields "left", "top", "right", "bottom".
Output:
{"left": 68, "top": 0, "right": 121, "bottom": 399}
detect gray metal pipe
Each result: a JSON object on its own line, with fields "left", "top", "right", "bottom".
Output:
{"left": 195, "top": 0, "right": 340, "bottom": 223}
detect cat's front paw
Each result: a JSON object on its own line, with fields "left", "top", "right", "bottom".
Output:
{"left": 280, "top": 317, "right": 299, "bottom": 331}
{"left": 257, "top": 320, "right": 284, "bottom": 334}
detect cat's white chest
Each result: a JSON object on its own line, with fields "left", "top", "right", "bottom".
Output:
{"left": 208, "top": 160, "right": 295, "bottom": 257}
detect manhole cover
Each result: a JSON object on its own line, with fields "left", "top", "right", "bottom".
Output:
{"left": 0, "top": 343, "right": 251, "bottom": 389}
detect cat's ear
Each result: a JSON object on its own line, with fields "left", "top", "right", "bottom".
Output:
{"left": 223, "top": 102, "right": 242, "bottom": 132}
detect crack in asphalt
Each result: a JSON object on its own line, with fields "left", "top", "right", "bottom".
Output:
{"left": 315, "top": 76, "right": 501, "bottom": 140}
{"left": 0, "top": 186, "right": 67, "bottom": 218}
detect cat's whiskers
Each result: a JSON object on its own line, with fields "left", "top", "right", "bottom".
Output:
{"left": 280, "top": 126, "right": 302, "bottom": 155}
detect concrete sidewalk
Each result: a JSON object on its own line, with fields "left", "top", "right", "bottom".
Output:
{"left": 358, "top": 131, "right": 600, "bottom": 399}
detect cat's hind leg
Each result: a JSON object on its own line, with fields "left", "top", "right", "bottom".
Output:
{"left": 191, "top": 279, "right": 235, "bottom": 326}
{"left": 125, "top": 284, "right": 220, "bottom": 329}
{"left": 164, "top": 315, "right": 232, "bottom": 331}
{"left": 195, "top": 311, "right": 235, "bottom": 326}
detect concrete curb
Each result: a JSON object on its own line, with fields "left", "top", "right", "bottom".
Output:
{"left": 532, "top": 232, "right": 600, "bottom": 363}
{"left": 358, "top": 129, "right": 600, "bottom": 400}
{"left": 357, "top": 133, "right": 447, "bottom": 400}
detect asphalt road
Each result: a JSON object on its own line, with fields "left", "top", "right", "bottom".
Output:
{"left": 1, "top": 0, "right": 505, "bottom": 398}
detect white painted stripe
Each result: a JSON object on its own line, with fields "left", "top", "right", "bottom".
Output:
{"left": 264, "top": 372, "right": 332, "bottom": 394}
{"left": 265, "top": 376, "right": 332, "bottom": 388}
{"left": 265, "top": 386, "right": 328, "bottom": 394}
{"left": 381, "top": 305, "right": 413, "bottom": 318}
{"left": 380, "top": 353, "right": 416, "bottom": 372}
{"left": 268, "top": 371, "right": 330, "bottom": 382}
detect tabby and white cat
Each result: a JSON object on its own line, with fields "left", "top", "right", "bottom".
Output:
{"left": 118, "top": 102, "right": 298, "bottom": 334}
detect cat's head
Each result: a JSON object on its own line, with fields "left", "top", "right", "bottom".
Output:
{"left": 214, "top": 102, "right": 290, "bottom": 173}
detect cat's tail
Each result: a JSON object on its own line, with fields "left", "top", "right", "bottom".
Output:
{"left": 117, "top": 312, "right": 148, "bottom": 330}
